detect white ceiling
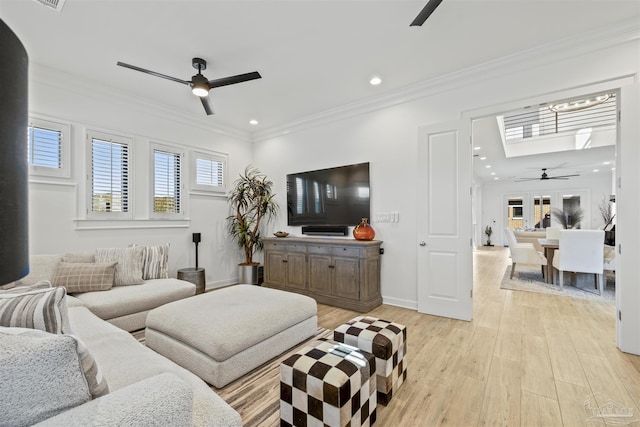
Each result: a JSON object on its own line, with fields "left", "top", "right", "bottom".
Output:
{"left": 472, "top": 116, "right": 617, "bottom": 183}
{"left": 1, "top": 0, "right": 638, "bottom": 180}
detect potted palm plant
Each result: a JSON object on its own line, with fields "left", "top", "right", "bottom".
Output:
{"left": 227, "top": 166, "right": 278, "bottom": 284}
{"left": 552, "top": 206, "right": 584, "bottom": 229}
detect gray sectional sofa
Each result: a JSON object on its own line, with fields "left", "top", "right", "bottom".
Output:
{"left": 16, "top": 253, "right": 195, "bottom": 332}
{"left": 1, "top": 251, "right": 242, "bottom": 426}
{"left": 40, "top": 304, "right": 242, "bottom": 426}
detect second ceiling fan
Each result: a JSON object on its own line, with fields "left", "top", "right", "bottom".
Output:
{"left": 117, "top": 58, "right": 261, "bottom": 116}
{"left": 518, "top": 168, "right": 580, "bottom": 181}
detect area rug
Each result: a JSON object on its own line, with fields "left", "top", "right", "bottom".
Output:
{"left": 132, "top": 327, "right": 332, "bottom": 427}
{"left": 500, "top": 265, "right": 615, "bottom": 302}
{"left": 217, "top": 327, "right": 333, "bottom": 426}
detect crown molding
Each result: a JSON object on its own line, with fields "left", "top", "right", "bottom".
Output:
{"left": 29, "top": 63, "right": 252, "bottom": 142}
{"left": 253, "top": 17, "right": 640, "bottom": 142}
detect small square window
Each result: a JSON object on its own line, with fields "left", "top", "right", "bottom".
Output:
{"left": 191, "top": 151, "right": 227, "bottom": 194}
{"left": 28, "top": 118, "right": 70, "bottom": 178}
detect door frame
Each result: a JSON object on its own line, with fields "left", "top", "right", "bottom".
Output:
{"left": 460, "top": 75, "right": 638, "bottom": 354}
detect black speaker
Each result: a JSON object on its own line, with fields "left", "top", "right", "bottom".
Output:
{"left": 301, "top": 225, "right": 349, "bottom": 236}
{"left": 0, "top": 20, "right": 29, "bottom": 285}
{"left": 192, "top": 233, "right": 201, "bottom": 243}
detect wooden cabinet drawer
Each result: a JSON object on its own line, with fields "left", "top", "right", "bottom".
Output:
{"left": 308, "top": 245, "right": 332, "bottom": 255}
{"left": 264, "top": 241, "right": 284, "bottom": 251}
{"left": 333, "top": 247, "right": 360, "bottom": 258}
{"left": 265, "top": 241, "right": 306, "bottom": 253}
{"left": 285, "top": 243, "right": 307, "bottom": 253}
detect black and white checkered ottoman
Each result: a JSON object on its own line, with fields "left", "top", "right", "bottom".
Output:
{"left": 280, "top": 339, "right": 377, "bottom": 427}
{"left": 333, "top": 316, "right": 407, "bottom": 406}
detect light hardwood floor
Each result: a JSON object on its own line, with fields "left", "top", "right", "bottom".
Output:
{"left": 221, "top": 246, "right": 640, "bottom": 426}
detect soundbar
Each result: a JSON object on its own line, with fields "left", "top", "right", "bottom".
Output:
{"left": 301, "top": 225, "right": 349, "bottom": 236}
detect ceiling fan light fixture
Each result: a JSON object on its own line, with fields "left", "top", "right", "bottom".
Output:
{"left": 548, "top": 93, "right": 612, "bottom": 113}
{"left": 192, "top": 84, "right": 209, "bottom": 97}
{"left": 191, "top": 73, "right": 210, "bottom": 97}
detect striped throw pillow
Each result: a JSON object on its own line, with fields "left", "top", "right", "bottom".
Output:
{"left": 51, "top": 262, "right": 117, "bottom": 293}
{"left": 95, "top": 247, "right": 144, "bottom": 286}
{"left": 72, "top": 332, "right": 109, "bottom": 398}
{"left": 136, "top": 244, "right": 170, "bottom": 280}
{"left": 0, "top": 284, "right": 71, "bottom": 334}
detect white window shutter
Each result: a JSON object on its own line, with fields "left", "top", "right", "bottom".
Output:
{"left": 91, "top": 137, "right": 129, "bottom": 213}
{"left": 153, "top": 148, "right": 181, "bottom": 214}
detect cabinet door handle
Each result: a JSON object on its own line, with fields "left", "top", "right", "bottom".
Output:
{"left": 328, "top": 265, "right": 335, "bottom": 269}
{"left": 282, "top": 259, "right": 288, "bottom": 263}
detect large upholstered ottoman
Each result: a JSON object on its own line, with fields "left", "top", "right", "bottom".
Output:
{"left": 145, "top": 284, "right": 318, "bottom": 388}
{"left": 280, "top": 339, "right": 377, "bottom": 427}
{"left": 334, "top": 316, "right": 407, "bottom": 405}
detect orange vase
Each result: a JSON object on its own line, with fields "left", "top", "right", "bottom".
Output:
{"left": 353, "top": 217, "right": 375, "bottom": 241}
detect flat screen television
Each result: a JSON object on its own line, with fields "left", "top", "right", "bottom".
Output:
{"left": 286, "top": 162, "right": 370, "bottom": 227}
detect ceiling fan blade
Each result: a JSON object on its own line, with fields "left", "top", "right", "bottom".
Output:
{"left": 550, "top": 174, "right": 580, "bottom": 179}
{"left": 117, "top": 61, "right": 190, "bottom": 86}
{"left": 200, "top": 96, "right": 215, "bottom": 116}
{"left": 410, "top": 0, "right": 444, "bottom": 27}
{"left": 208, "top": 71, "right": 261, "bottom": 89}
{"left": 517, "top": 178, "right": 541, "bottom": 181}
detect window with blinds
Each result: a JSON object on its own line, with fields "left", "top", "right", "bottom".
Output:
{"left": 191, "top": 151, "right": 227, "bottom": 194}
{"left": 27, "top": 118, "right": 70, "bottom": 178}
{"left": 153, "top": 145, "right": 181, "bottom": 215}
{"left": 89, "top": 131, "right": 130, "bottom": 215}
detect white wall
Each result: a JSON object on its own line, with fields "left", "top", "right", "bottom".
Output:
{"left": 27, "top": 66, "right": 253, "bottom": 288}
{"left": 253, "top": 37, "right": 640, "bottom": 310}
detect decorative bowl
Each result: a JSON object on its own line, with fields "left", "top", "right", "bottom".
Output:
{"left": 274, "top": 231, "right": 289, "bottom": 238}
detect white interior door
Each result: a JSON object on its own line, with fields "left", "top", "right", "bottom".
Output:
{"left": 417, "top": 120, "right": 473, "bottom": 321}
{"left": 617, "top": 82, "right": 640, "bottom": 355}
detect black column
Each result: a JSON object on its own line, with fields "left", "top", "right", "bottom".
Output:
{"left": 0, "top": 19, "right": 29, "bottom": 284}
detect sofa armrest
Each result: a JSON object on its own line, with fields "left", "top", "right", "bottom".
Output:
{"left": 35, "top": 373, "right": 193, "bottom": 426}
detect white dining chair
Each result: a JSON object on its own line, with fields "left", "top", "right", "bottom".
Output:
{"left": 552, "top": 230, "right": 605, "bottom": 295}
{"left": 603, "top": 245, "right": 616, "bottom": 272}
{"left": 504, "top": 228, "right": 547, "bottom": 279}
{"left": 546, "top": 226, "right": 562, "bottom": 240}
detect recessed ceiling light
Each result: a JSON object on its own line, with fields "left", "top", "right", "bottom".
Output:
{"left": 249, "top": 119, "right": 258, "bottom": 125}
{"left": 593, "top": 169, "right": 599, "bottom": 172}
{"left": 603, "top": 161, "right": 611, "bottom": 165}
{"left": 491, "top": 172, "right": 496, "bottom": 175}
{"left": 369, "top": 76, "right": 382, "bottom": 86}
{"left": 480, "top": 156, "right": 487, "bottom": 160}
{"left": 474, "top": 146, "right": 481, "bottom": 150}
{"left": 494, "top": 177, "right": 499, "bottom": 180}
{"left": 485, "top": 165, "right": 492, "bottom": 168}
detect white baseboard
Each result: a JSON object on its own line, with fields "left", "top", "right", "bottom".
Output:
{"left": 205, "top": 278, "right": 237, "bottom": 291}
{"left": 382, "top": 296, "right": 417, "bottom": 311}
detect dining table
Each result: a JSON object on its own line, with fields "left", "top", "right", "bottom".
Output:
{"left": 538, "top": 238, "right": 559, "bottom": 284}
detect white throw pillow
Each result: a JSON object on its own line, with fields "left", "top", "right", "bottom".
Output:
{"left": 95, "top": 247, "right": 145, "bottom": 286}
{"left": 0, "top": 327, "right": 109, "bottom": 425}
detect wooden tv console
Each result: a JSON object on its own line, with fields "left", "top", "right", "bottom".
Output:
{"left": 262, "top": 237, "right": 382, "bottom": 312}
